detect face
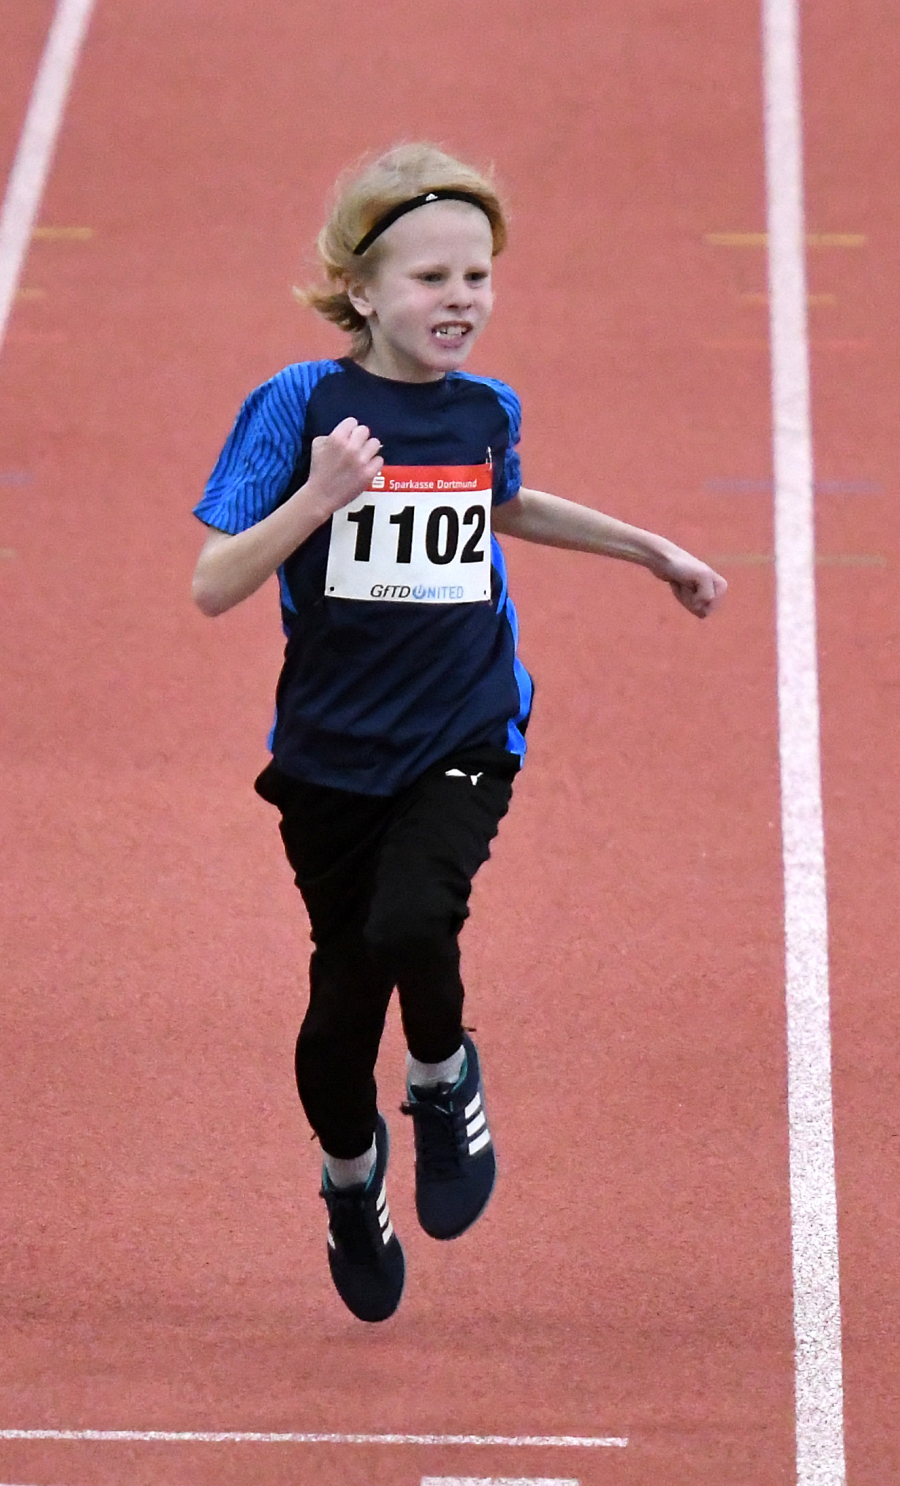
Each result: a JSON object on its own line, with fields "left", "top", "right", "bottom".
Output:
{"left": 347, "top": 201, "right": 495, "bottom": 382}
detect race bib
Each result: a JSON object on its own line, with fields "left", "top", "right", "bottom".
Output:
{"left": 325, "top": 464, "right": 492, "bottom": 604}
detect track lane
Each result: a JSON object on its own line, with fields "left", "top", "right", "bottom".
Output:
{"left": 1, "top": 2, "right": 801, "bottom": 1482}
{"left": 802, "top": 1, "right": 900, "bottom": 1480}
{"left": 0, "top": 3, "right": 56, "bottom": 187}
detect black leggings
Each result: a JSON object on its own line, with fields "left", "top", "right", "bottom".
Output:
{"left": 255, "top": 748, "right": 516, "bottom": 1158}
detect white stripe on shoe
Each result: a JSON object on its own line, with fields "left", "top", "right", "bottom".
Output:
{"left": 464, "top": 1092, "right": 481, "bottom": 1120}
{"left": 469, "top": 1129, "right": 491, "bottom": 1156}
{"left": 466, "top": 1110, "right": 486, "bottom": 1137}
{"left": 375, "top": 1181, "right": 395, "bottom": 1243}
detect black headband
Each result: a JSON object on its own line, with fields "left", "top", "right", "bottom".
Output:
{"left": 352, "top": 190, "right": 492, "bottom": 256}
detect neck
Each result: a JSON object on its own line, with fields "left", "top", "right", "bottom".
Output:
{"left": 356, "top": 339, "right": 445, "bottom": 384}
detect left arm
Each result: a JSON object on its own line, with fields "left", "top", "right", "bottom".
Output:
{"left": 492, "top": 486, "right": 727, "bottom": 618}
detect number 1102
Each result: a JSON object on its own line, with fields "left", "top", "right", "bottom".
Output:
{"left": 346, "top": 503, "right": 487, "bottom": 566}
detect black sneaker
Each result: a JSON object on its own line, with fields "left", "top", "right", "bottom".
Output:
{"left": 401, "top": 1032, "right": 496, "bottom": 1240}
{"left": 320, "top": 1114, "right": 405, "bottom": 1322}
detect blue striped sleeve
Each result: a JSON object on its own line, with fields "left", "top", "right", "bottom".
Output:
{"left": 454, "top": 372, "right": 522, "bottom": 505}
{"left": 492, "top": 379, "right": 522, "bottom": 504}
{"left": 193, "top": 360, "right": 340, "bottom": 533}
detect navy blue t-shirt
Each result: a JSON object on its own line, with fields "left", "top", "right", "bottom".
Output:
{"left": 195, "top": 358, "right": 533, "bottom": 795}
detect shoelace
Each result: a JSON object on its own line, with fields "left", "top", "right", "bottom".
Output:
{"left": 400, "top": 1091, "right": 465, "bottom": 1181}
{"left": 320, "top": 1181, "right": 379, "bottom": 1262}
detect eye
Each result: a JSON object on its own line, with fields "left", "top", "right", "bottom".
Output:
{"left": 466, "top": 270, "right": 490, "bottom": 285}
{"left": 417, "top": 270, "right": 445, "bottom": 284}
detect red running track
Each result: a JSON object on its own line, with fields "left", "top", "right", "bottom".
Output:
{"left": 0, "top": 1, "right": 896, "bottom": 1482}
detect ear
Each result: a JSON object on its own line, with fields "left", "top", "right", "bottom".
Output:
{"left": 345, "top": 275, "right": 376, "bottom": 320}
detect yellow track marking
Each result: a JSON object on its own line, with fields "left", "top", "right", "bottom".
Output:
{"left": 807, "top": 233, "right": 866, "bottom": 247}
{"left": 705, "top": 233, "right": 768, "bottom": 247}
{"left": 740, "top": 292, "right": 837, "bottom": 306}
{"left": 708, "top": 552, "right": 885, "bottom": 567}
{"left": 702, "top": 337, "right": 868, "bottom": 351}
{"left": 32, "top": 225, "right": 94, "bottom": 240}
{"left": 704, "top": 232, "right": 866, "bottom": 247}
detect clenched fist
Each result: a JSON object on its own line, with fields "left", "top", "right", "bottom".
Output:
{"left": 654, "top": 547, "right": 728, "bottom": 617}
{"left": 307, "top": 417, "right": 384, "bottom": 516}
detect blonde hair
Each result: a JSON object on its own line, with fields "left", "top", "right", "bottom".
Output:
{"left": 300, "top": 143, "right": 508, "bottom": 357}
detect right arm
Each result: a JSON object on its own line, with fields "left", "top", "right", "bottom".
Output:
{"left": 192, "top": 417, "right": 383, "bottom": 617}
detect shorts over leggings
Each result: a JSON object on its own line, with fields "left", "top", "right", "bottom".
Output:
{"left": 255, "top": 747, "right": 516, "bottom": 1159}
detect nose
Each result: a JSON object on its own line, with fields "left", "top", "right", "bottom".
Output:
{"left": 443, "top": 273, "right": 475, "bottom": 309}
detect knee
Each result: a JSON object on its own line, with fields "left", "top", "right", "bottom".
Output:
{"left": 363, "top": 894, "right": 460, "bottom": 962}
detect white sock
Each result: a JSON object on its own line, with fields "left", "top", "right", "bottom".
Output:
{"left": 323, "top": 1137, "right": 376, "bottom": 1189}
{"left": 407, "top": 1045, "right": 465, "bottom": 1090}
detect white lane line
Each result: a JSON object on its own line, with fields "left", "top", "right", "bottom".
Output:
{"left": 0, "top": 1431, "right": 626, "bottom": 1448}
{"left": 762, "top": 3, "right": 847, "bottom": 1485}
{"left": 0, "top": 0, "right": 97, "bottom": 354}
{"left": 421, "top": 1479, "right": 579, "bottom": 1485}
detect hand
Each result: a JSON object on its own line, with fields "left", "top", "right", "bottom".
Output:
{"left": 307, "top": 417, "right": 383, "bottom": 515}
{"left": 654, "top": 547, "right": 728, "bottom": 618}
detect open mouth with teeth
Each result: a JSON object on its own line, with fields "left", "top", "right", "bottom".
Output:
{"left": 432, "top": 323, "right": 471, "bottom": 341}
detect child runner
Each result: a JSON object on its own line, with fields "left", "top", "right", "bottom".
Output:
{"left": 192, "top": 143, "right": 726, "bottom": 1324}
